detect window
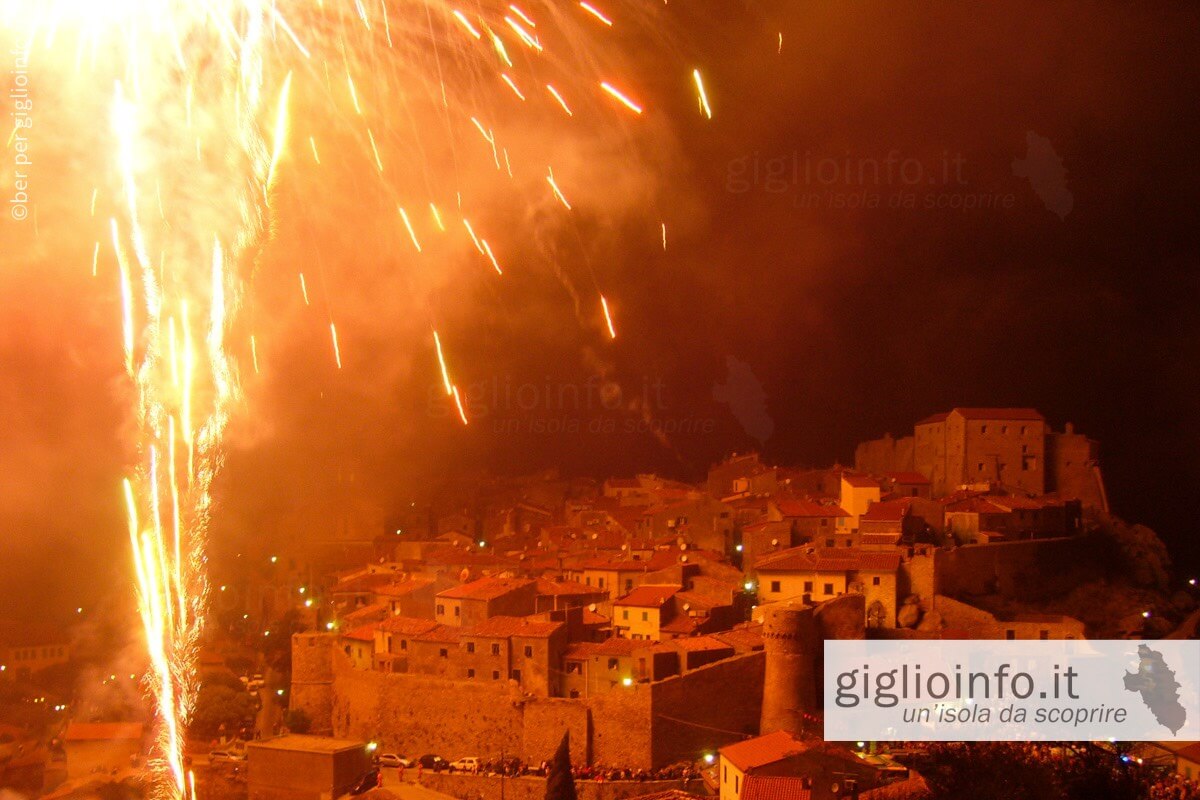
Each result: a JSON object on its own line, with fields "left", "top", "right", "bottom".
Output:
{"left": 454, "top": 606, "right": 460, "bottom": 617}
{"left": 524, "top": 645, "right": 533, "bottom": 658}
{"left": 1001, "top": 425, "right": 1008, "bottom": 434}
{"left": 568, "top": 663, "right": 582, "bottom": 675}
{"left": 1039, "top": 630, "right": 1049, "bottom": 640}
{"left": 625, "top": 579, "right": 633, "bottom": 591}
{"left": 820, "top": 518, "right": 828, "bottom": 527}
{"left": 872, "top": 576, "right": 881, "bottom": 586}
{"left": 977, "top": 462, "right": 984, "bottom": 472}
{"left": 492, "top": 670, "right": 500, "bottom": 680}
{"left": 1005, "top": 630, "right": 1015, "bottom": 640}
{"left": 511, "top": 669, "right": 521, "bottom": 682}
{"left": 1021, "top": 426, "right": 1027, "bottom": 435}
{"left": 467, "top": 669, "right": 475, "bottom": 678}
{"left": 981, "top": 425, "right": 988, "bottom": 433}
{"left": 803, "top": 581, "right": 813, "bottom": 592}
{"left": 466, "top": 642, "right": 475, "bottom": 654}
{"left": 608, "top": 658, "right": 619, "bottom": 670}
{"left": 823, "top": 583, "right": 834, "bottom": 595}
{"left": 825, "top": 538, "right": 834, "bottom": 547}
{"left": 436, "top": 604, "right": 444, "bottom": 615}
{"left": 622, "top": 609, "right": 629, "bottom": 620}
{"left": 439, "top": 648, "right": 449, "bottom": 658}
{"left": 400, "top": 639, "right": 408, "bottom": 651}
{"left": 599, "top": 577, "right": 606, "bottom": 588}
{"left": 491, "top": 643, "right": 501, "bottom": 656}
{"left": 770, "top": 581, "right": 781, "bottom": 593}
{"left": 641, "top": 611, "right": 648, "bottom": 622}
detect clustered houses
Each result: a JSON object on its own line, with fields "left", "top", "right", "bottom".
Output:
{"left": 311, "top": 408, "right": 1102, "bottom": 711}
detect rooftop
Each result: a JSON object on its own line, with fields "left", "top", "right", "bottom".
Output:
{"left": 755, "top": 546, "right": 902, "bottom": 573}
{"left": 463, "top": 616, "right": 563, "bottom": 639}
{"left": 437, "top": 576, "right": 534, "bottom": 601}
{"left": 248, "top": 735, "right": 369, "bottom": 754}
{"left": 740, "top": 776, "right": 813, "bottom": 800}
{"left": 720, "top": 730, "right": 806, "bottom": 772}
{"left": 614, "top": 584, "right": 680, "bottom": 608}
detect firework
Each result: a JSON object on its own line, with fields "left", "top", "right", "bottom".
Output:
{"left": 5, "top": 1, "right": 713, "bottom": 796}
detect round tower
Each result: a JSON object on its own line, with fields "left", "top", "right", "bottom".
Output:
{"left": 760, "top": 603, "right": 820, "bottom": 735}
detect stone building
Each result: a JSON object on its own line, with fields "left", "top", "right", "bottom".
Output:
{"left": 435, "top": 576, "right": 538, "bottom": 626}
{"left": 246, "top": 735, "right": 372, "bottom": 800}
{"left": 753, "top": 547, "right": 900, "bottom": 628}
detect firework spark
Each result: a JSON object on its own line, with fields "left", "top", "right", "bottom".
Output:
{"left": 8, "top": 0, "right": 712, "bottom": 795}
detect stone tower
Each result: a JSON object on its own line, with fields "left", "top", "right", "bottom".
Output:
{"left": 760, "top": 595, "right": 865, "bottom": 736}
{"left": 290, "top": 632, "right": 336, "bottom": 733}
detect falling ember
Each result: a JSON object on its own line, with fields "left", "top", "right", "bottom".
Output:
{"left": 600, "top": 81, "right": 643, "bottom": 114}
{"left": 452, "top": 384, "right": 470, "bottom": 425}
{"left": 692, "top": 69, "right": 712, "bottom": 118}
{"left": 250, "top": 335, "right": 261, "bottom": 375}
{"left": 579, "top": 2, "right": 614, "bottom": 26}
{"left": 299, "top": 273, "right": 311, "bottom": 306}
{"left": 330, "top": 322, "right": 343, "bottom": 369}
{"left": 547, "top": 168, "right": 572, "bottom": 210}
{"left": 433, "top": 330, "right": 454, "bottom": 396}
{"left": 398, "top": 206, "right": 422, "bottom": 252}
{"left": 661, "top": 222, "right": 667, "bottom": 251}
{"left": 546, "top": 84, "right": 574, "bottom": 116}
{"left": 600, "top": 294, "right": 617, "bottom": 339}
{"left": 481, "top": 239, "right": 504, "bottom": 275}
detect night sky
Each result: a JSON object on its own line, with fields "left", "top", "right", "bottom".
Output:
{"left": 2, "top": 1, "right": 1198, "bottom": 621}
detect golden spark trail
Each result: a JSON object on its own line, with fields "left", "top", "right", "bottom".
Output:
{"left": 692, "top": 69, "right": 712, "bottom": 118}
{"left": 600, "top": 294, "right": 616, "bottom": 339}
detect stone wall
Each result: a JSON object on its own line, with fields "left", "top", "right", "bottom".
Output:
{"left": 329, "top": 647, "right": 526, "bottom": 760}
{"left": 650, "top": 651, "right": 765, "bottom": 766}
{"left": 315, "top": 641, "right": 765, "bottom": 771}
{"left": 854, "top": 434, "right": 915, "bottom": 476}
{"left": 291, "top": 633, "right": 336, "bottom": 734}
{"left": 933, "top": 537, "right": 1092, "bottom": 599}
{"left": 420, "top": 773, "right": 701, "bottom": 800}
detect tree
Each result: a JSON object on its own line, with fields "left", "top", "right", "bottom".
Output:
{"left": 191, "top": 684, "right": 257, "bottom": 740}
{"left": 284, "top": 709, "right": 312, "bottom": 734}
{"left": 921, "top": 743, "right": 1056, "bottom": 800}
{"left": 544, "top": 731, "right": 576, "bottom": 800}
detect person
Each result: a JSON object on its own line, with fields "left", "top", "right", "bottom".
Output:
{"left": 417, "top": 763, "right": 424, "bottom": 782}
{"left": 398, "top": 764, "right": 405, "bottom": 782}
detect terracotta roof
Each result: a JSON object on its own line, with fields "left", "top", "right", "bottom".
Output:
{"left": 670, "top": 635, "right": 732, "bottom": 652}
{"left": 411, "top": 624, "right": 462, "bottom": 644}
{"left": 373, "top": 578, "right": 435, "bottom": 598}
{"left": 593, "top": 637, "right": 642, "bottom": 656}
{"left": 944, "top": 497, "right": 1010, "bottom": 515}
{"left": 859, "top": 532, "right": 902, "bottom": 547}
{"left": 535, "top": 578, "right": 601, "bottom": 596}
{"left": 614, "top": 584, "right": 680, "bottom": 608}
{"left": 437, "top": 576, "right": 534, "bottom": 601}
{"left": 841, "top": 474, "right": 881, "bottom": 489}
{"left": 464, "top": 616, "right": 563, "bottom": 639}
{"left": 755, "top": 546, "right": 901, "bottom": 573}
{"left": 659, "top": 615, "right": 702, "bottom": 635}
{"left": 720, "top": 730, "right": 806, "bottom": 772}
{"left": 861, "top": 499, "right": 912, "bottom": 522}
{"left": 64, "top": 723, "right": 145, "bottom": 742}
{"left": 342, "top": 604, "right": 388, "bottom": 625}
{"left": 740, "top": 776, "right": 812, "bottom": 800}
{"left": 332, "top": 573, "right": 396, "bottom": 593}
{"left": 377, "top": 616, "right": 440, "bottom": 636}
{"left": 712, "top": 626, "right": 765, "bottom": 652}
{"left": 341, "top": 624, "right": 376, "bottom": 642}
{"left": 623, "top": 791, "right": 705, "bottom": 800}
{"left": 773, "top": 499, "right": 847, "bottom": 518}
{"left": 884, "top": 472, "right": 930, "bottom": 485}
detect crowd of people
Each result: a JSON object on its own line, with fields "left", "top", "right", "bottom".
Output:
{"left": 412, "top": 758, "right": 698, "bottom": 783}
{"left": 1150, "top": 774, "right": 1200, "bottom": 800}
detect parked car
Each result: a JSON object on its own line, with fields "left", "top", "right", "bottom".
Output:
{"left": 377, "top": 754, "right": 414, "bottom": 768}
{"left": 417, "top": 754, "right": 446, "bottom": 770}
{"left": 210, "top": 749, "right": 246, "bottom": 763}
{"left": 349, "top": 769, "right": 380, "bottom": 795}
{"left": 448, "top": 757, "right": 481, "bottom": 772}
